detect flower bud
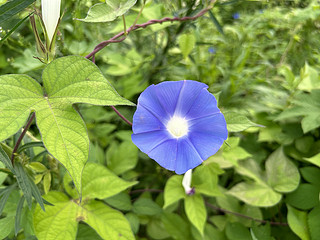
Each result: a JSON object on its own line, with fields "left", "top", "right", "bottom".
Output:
{"left": 41, "top": 0, "right": 61, "bottom": 44}
{"left": 182, "top": 169, "right": 194, "bottom": 195}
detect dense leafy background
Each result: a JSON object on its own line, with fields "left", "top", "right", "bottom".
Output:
{"left": 0, "top": 0, "right": 320, "bottom": 239}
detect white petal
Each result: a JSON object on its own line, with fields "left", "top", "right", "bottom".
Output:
{"left": 41, "top": 0, "right": 61, "bottom": 43}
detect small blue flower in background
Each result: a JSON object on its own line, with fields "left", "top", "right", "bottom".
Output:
{"left": 131, "top": 80, "right": 228, "bottom": 174}
{"left": 233, "top": 12, "right": 240, "bottom": 20}
{"left": 208, "top": 47, "right": 216, "bottom": 54}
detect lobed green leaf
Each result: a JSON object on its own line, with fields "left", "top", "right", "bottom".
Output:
{"left": 0, "top": 56, "right": 134, "bottom": 195}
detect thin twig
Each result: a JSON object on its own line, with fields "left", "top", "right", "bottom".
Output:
{"left": 85, "top": 0, "right": 217, "bottom": 59}
{"left": 206, "top": 202, "right": 289, "bottom": 226}
{"left": 110, "top": 106, "right": 133, "bottom": 126}
{"left": 11, "top": 112, "right": 36, "bottom": 164}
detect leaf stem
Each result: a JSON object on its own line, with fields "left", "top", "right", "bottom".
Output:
{"left": 11, "top": 112, "right": 35, "bottom": 164}
{"left": 110, "top": 106, "right": 132, "bottom": 126}
{"left": 132, "top": 1, "right": 146, "bottom": 28}
{"left": 122, "top": 15, "right": 127, "bottom": 36}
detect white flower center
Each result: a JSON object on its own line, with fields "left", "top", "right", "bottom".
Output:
{"left": 167, "top": 116, "right": 189, "bottom": 138}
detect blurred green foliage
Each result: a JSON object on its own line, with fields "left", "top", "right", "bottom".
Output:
{"left": 0, "top": 0, "right": 320, "bottom": 239}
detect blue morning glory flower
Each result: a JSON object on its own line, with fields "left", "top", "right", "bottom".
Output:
{"left": 233, "top": 13, "right": 240, "bottom": 19}
{"left": 208, "top": 47, "right": 216, "bottom": 54}
{"left": 131, "top": 80, "right": 228, "bottom": 174}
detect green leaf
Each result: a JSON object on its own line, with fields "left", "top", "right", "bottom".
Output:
{"left": 81, "top": 162, "right": 137, "bottom": 200}
{"left": 163, "top": 175, "right": 185, "bottom": 209}
{"left": 0, "top": 216, "right": 14, "bottom": 239}
{"left": 0, "top": 144, "right": 15, "bottom": 173}
{"left": 107, "top": 141, "right": 138, "bottom": 175}
{"left": 236, "top": 158, "right": 265, "bottom": 184}
{"left": 250, "top": 223, "right": 272, "bottom": 240}
{"left": 193, "top": 163, "right": 222, "bottom": 197}
{"left": 286, "top": 184, "right": 319, "bottom": 210}
{"left": 133, "top": 198, "right": 162, "bottom": 216}
{"left": 0, "top": 0, "right": 35, "bottom": 24}
{"left": 184, "top": 194, "right": 207, "bottom": 236}
{"left": 28, "top": 162, "right": 47, "bottom": 173}
{"left": 42, "top": 56, "right": 133, "bottom": 106}
{"left": 77, "top": 224, "right": 103, "bottom": 240}
{"left": 304, "top": 153, "right": 320, "bottom": 168}
{"left": 14, "top": 162, "right": 45, "bottom": 211}
{"left": 221, "top": 137, "right": 251, "bottom": 166}
{"left": 300, "top": 167, "right": 320, "bottom": 187}
{"left": 14, "top": 162, "right": 33, "bottom": 209}
{"left": 125, "top": 213, "right": 140, "bottom": 234}
{"left": 43, "top": 172, "right": 51, "bottom": 194}
{"left": 266, "top": 148, "right": 300, "bottom": 193}
{"left": 34, "top": 192, "right": 134, "bottom": 240}
{"left": 208, "top": 11, "right": 224, "bottom": 35}
{"left": 0, "top": 74, "right": 42, "bottom": 144}
{"left": 308, "top": 205, "right": 320, "bottom": 240}
{"left": 0, "top": 184, "right": 16, "bottom": 215}
{"left": 0, "top": 13, "right": 32, "bottom": 44}
{"left": 83, "top": 199, "right": 135, "bottom": 240}
{"left": 34, "top": 192, "right": 79, "bottom": 240}
{"left": 227, "top": 182, "right": 281, "bottom": 207}
{"left": 80, "top": 0, "right": 137, "bottom": 22}
{"left": 15, "top": 195, "right": 25, "bottom": 236}
{"left": 297, "top": 63, "right": 320, "bottom": 92}
{"left": 104, "top": 192, "right": 132, "bottom": 211}
{"left": 287, "top": 205, "right": 310, "bottom": 240}
{"left": 0, "top": 161, "right": 7, "bottom": 185}
{"left": 225, "top": 222, "right": 252, "bottom": 240}
{"left": 0, "top": 56, "right": 134, "bottom": 195}
{"left": 161, "top": 212, "right": 192, "bottom": 240}
{"left": 179, "top": 33, "right": 196, "bottom": 58}
{"left": 295, "top": 136, "right": 314, "bottom": 154}
{"left": 276, "top": 90, "right": 320, "bottom": 133}
{"left": 147, "top": 217, "right": 170, "bottom": 239}
{"left": 18, "top": 142, "right": 44, "bottom": 154}
{"left": 224, "top": 112, "right": 261, "bottom": 132}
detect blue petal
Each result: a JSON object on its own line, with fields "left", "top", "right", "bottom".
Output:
{"left": 174, "top": 80, "right": 208, "bottom": 117}
{"left": 148, "top": 139, "right": 177, "bottom": 171}
{"left": 175, "top": 138, "right": 203, "bottom": 174}
{"left": 186, "top": 88, "right": 220, "bottom": 120}
{"left": 188, "top": 132, "right": 225, "bottom": 160}
{"left": 132, "top": 105, "right": 166, "bottom": 134}
{"left": 131, "top": 130, "right": 170, "bottom": 154}
{"left": 189, "top": 113, "right": 228, "bottom": 140}
{"left": 138, "top": 85, "right": 170, "bottom": 122}
{"left": 154, "top": 81, "right": 184, "bottom": 116}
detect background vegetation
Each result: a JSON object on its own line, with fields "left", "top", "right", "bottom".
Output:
{"left": 0, "top": 0, "right": 320, "bottom": 239}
